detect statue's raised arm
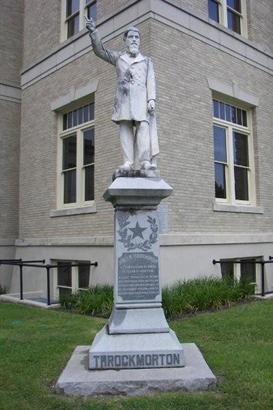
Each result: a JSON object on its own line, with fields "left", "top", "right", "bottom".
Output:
{"left": 86, "top": 21, "right": 159, "bottom": 177}
{"left": 85, "top": 17, "right": 119, "bottom": 66}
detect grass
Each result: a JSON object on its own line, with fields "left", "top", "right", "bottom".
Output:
{"left": 0, "top": 299, "right": 273, "bottom": 409}
{"left": 60, "top": 278, "right": 254, "bottom": 319}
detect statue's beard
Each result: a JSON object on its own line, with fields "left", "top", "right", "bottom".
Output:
{"left": 128, "top": 44, "right": 139, "bottom": 56}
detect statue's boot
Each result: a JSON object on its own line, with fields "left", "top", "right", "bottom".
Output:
{"left": 141, "top": 160, "right": 156, "bottom": 171}
{"left": 119, "top": 161, "right": 133, "bottom": 172}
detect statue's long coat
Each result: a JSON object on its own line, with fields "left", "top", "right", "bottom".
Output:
{"left": 90, "top": 30, "right": 159, "bottom": 158}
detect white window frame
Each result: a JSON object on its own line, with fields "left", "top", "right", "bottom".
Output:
{"left": 52, "top": 260, "right": 91, "bottom": 300}
{"left": 208, "top": 0, "right": 247, "bottom": 37}
{"left": 213, "top": 98, "right": 256, "bottom": 207}
{"left": 61, "top": 0, "right": 97, "bottom": 42}
{"left": 57, "top": 102, "right": 95, "bottom": 210}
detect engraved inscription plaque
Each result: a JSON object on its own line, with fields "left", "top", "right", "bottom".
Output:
{"left": 118, "top": 252, "right": 159, "bottom": 301}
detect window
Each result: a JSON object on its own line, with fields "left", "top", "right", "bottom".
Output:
{"left": 66, "top": 0, "right": 80, "bottom": 38}
{"left": 58, "top": 100, "right": 95, "bottom": 208}
{"left": 208, "top": 0, "right": 246, "bottom": 35}
{"left": 55, "top": 261, "right": 91, "bottom": 299}
{"left": 86, "top": 0, "right": 97, "bottom": 21}
{"left": 220, "top": 257, "right": 259, "bottom": 292}
{"left": 213, "top": 99, "right": 255, "bottom": 205}
{"left": 208, "top": 0, "right": 220, "bottom": 22}
{"left": 62, "top": 0, "right": 97, "bottom": 40}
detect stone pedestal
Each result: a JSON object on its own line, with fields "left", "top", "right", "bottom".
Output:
{"left": 89, "top": 177, "right": 185, "bottom": 370}
{"left": 56, "top": 177, "right": 217, "bottom": 396}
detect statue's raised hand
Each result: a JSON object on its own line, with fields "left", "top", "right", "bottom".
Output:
{"left": 85, "top": 16, "right": 96, "bottom": 33}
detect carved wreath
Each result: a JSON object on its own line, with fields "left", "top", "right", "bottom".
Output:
{"left": 117, "top": 214, "right": 158, "bottom": 251}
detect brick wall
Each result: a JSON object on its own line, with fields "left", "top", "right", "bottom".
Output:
{"left": 0, "top": 0, "right": 23, "bottom": 85}
{"left": 19, "top": 14, "right": 273, "bottom": 240}
{"left": 150, "top": 18, "right": 273, "bottom": 233}
{"left": 0, "top": 1, "right": 23, "bottom": 241}
{"left": 23, "top": 0, "right": 61, "bottom": 69}
{"left": 21, "top": 0, "right": 273, "bottom": 69}
{"left": 19, "top": 21, "right": 152, "bottom": 238}
{"left": 97, "top": 0, "right": 135, "bottom": 20}
{"left": 22, "top": 0, "right": 135, "bottom": 69}
{"left": 0, "top": 101, "right": 20, "bottom": 239}
{"left": 247, "top": 0, "right": 273, "bottom": 54}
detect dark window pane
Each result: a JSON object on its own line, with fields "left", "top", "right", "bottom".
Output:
{"left": 227, "top": 0, "right": 241, "bottom": 12}
{"left": 227, "top": 10, "right": 241, "bottom": 34}
{"left": 242, "top": 110, "right": 247, "bottom": 126}
{"left": 58, "top": 262, "right": 72, "bottom": 286}
{"left": 67, "top": 111, "right": 73, "bottom": 129}
{"left": 78, "top": 107, "right": 83, "bottom": 125}
{"left": 240, "top": 260, "right": 256, "bottom": 283}
{"left": 67, "top": 0, "right": 79, "bottom": 16}
{"left": 237, "top": 108, "right": 242, "bottom": 125}
{"left": 83, "top": 128, "right": 94, "bottom": 165}
{"left": 215, "top": 163, "right": 226, "bottom": 198}
{"left": 214, "top": 126, "right": 227, "bottom": 162}
{"left": 64, "top": 169, "right": 76, "bottom": 203}
{"left": 233, "top": 132, "right": 248, "bottom": 166}
{"left": 89, "top": 103, "right": 95, "bottom": 121}
{"left": 73, "top": 110, "right": 78, "bottom": 127}
{"left": 78, "top": 264, "right": 90, "bottom": 288}
{"left": 225, "top": 104, "right": 231, "bottom": 122}
{"left": 59, "top": 287, "right": 72, "bottom": 299}
{"left": 84, "top": 105, "right": 89, "bottom": 122}
{"left": 221, "top": 262, "right": 234, "bottom": 280}
{"left": 87, "top": 1, "right": 97, "bottom": 21}
{"left": 213, "top": 100, "right": 219, "bottom": 118}
{"left": 85, "top": 165, "right": 94, "bottom": 201}
{"left": 67, "top": 14, "right": 79, "bottom": 38}
{"left": 234, "top": 166, "right": 248, "bottom": 200}
{"left": 220, "top": 102, "right": 225, "bottom": 120}
{"left": 231, "top": 106, "right": 237, "bottom": 123}
{"left": 63, "top": 135, "right": 76, "bottom": 169}
{"left": 63, "top": 114, "right": 68, "bottom": 130}
{"left": 208, "top": 0, "right": 219, "bottom": 22}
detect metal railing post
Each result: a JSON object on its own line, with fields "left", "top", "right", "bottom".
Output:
{"left": 46, "top": 265, "right": 51, "bottom": 306}
{"left": 261, "top": 262, "right": 265, "bottom": 297}
{"left": 19, "top": 264, "right": 23, "bottom": 300}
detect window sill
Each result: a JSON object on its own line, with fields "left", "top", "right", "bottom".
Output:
{"left": 50, "top": 204, "right": 96, "bottom": 217}
{"left": 213, "top": 203, "right": 264, "bottom": 214}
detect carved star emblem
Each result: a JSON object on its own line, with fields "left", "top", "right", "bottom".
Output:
{"left": 129, "top": 221, "right": 147, "bottom": 239}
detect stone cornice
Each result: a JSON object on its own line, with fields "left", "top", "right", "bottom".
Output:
{"left": 0, "top": 239, "right": 16, "bottom": 246}
{"left": 15, "top": 232, "right": 273, "bottom": 247}
{"left": 0, "top": 83, "right": 21, "bottom": 103}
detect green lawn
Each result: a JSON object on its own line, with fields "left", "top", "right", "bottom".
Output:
{"left": 0, "top": 300, "right": 273, "bottom": 409}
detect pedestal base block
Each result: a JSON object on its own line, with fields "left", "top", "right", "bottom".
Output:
{"left": 56, "top": 344, "right": 216, "bottom": 396}
{"left": 89, "top": 326, "right": 185, "bottom": 369}
{"left": 108, "top": 307, "right": 170, "bottom": 334}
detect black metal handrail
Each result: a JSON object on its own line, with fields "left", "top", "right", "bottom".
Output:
{"left": 212, "top": 258, "right": 273, "bottom": 297}
{"left": 0, "top": 259, "right": 98, "bottom": 306}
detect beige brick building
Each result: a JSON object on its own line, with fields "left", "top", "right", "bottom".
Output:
{"left": 1, "top": 0, "right": 273, "bottom": 301}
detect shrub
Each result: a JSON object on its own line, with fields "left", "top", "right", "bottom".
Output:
{"left": 60, "top": 278, "right": 255, "bottom": 319}
{"left": 60, "top": 285, "right": 113, "bottom": 317}
{"left": 0, "top": 284, "right": 6, "bottom": 295}
{"left": 162, "top": 277, "right": 255, "bottom": 319}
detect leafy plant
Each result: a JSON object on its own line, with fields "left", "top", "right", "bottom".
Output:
{"left": 162, "top": 276, "right": 255, "bottom": 319}
{"left": 60, "top": 285, "right": 113, "bottom": 317}
{"left": 60, "top": 277, "right": 255, "bottom": 320}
